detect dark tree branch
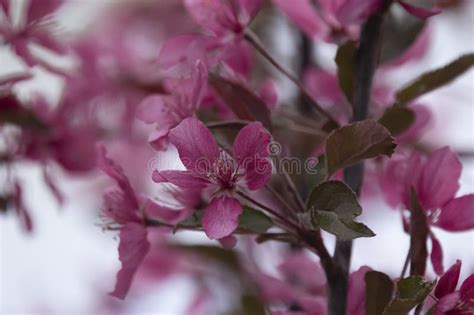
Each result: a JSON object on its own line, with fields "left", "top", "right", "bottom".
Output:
{"left": 328, "top": 1, "right": 393, "bottom": 314}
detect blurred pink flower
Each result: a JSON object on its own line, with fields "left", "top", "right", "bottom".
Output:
{"left": 258, "top": 251, "right": 372, "bottom": 314}
{"left": 98, "top": 146, "right": 190, "bottom": 299}
{"left": 184, "top": 0, "right": 262, "bottom": 37}
{"left": 153, "top": 117, "right": 271, "bottom": 239}
{"left": 273, "top": 0, "right": 440, "bottom": 41}
{"left": 0, "top": 0, "right": 66, "bottom": 69}
{"left": 136, "top": 62, "right": 207, "bottom": 150}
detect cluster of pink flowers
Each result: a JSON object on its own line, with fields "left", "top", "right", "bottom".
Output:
{"left": 1, "top": 0, "right": 473, "bottom": 314}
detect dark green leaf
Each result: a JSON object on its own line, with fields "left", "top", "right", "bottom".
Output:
{"left": 307, "top": 181, "right": 375, "bottom": 240}
{"left": 378, "top": 107, "right": 415, "bottom": 136}
{"left": 384, "top": 276, "right": 435, "bottom": 315}
{"left": 409, "top": 189, "right": 429, "bottom": 276}
{"left": 208, "top": 73, "right": 272, "bottom": 130}
{"left": 365, "top": 271, "right": 394, "bottom": 315}
{"left": 335, "top": 41, "right": 357, "bottom": 103}
{"left": 325, "top": 120, "right": 396, "bottom": 177}
{"left": 396, "top": 53, "right": 474, "bottom": 104}
{"left": 238, "top": 206, "right": 273, "bottom": 234}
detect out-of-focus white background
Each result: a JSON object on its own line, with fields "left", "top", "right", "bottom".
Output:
{"left": 1, "top": 1, "right": 473, "bottom": 314}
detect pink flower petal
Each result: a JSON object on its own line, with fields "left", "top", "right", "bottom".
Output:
{"left": 272, "top": 0, "right": 327, "bottom": 38}
{"left": 397, "top": 104, "right": 432, "bottom": 143}
{"left": 380, "top": 152, "right": 423, "bottom": 208}
{"left": 298, "top": 296, "right": 327, "bottom": 315}
{"left": 202, "top": 195, "right": 242, "bottom": 239}
{"left": 152, "top": 170, "right": 210, "bottom": 189}
{"left": 398, "top": 0, "right": 442, "bottom": 19}
{"left": 437, "top": 194, "right": 474, "bottom": 232}
{"left": 336, "top": 0, "right": 380, "bottom": 26}
{"left": 435, "top": 292, "right": 460, "bottom": 314}
{"left": 148, "top": 128, "right": 171, "bottom": 151}
{"left": 232, "top": 122, "right": 271, "bottom": 190}
{"left": 418, "top": 147, "right": 461, "bottom": 210}
{"left": 257, "top": 79, "right": 278, "bottom": 109}
{"left": 435, "top": 260, "right": 461, "bottom": 298}
{"left": 188, "top": 60, "right": 208, "bottom": 109}
{"left": 98, "top": 146, "right": 139, "bottom": 210}
{"left": 218, "top": 235, "right": 238, "bottom": 248}
{"left": 169, "top": 117, "right": 220, "bottom": 174}
{"left": 103, "top": 191, "right": 141, "bottom": 225}
{"left": 348, "top": 266, "right": 372, "bottom": 315}
{"left": 110, "top": 222, "right": 150, "bottom": 300}
{"left": 0, "top": 0, "right": 9, "bottom": 16}
{"left": 220, "top": 39, "right": 253, "bottom": 79}
{"left": 430, "top": 232, "right": 444, "bottom": 276}
{"left": 303, "top": 68, "right": 346, "bottom": 113}
{"left": 184, "top": 0, "right": 239, "bottom": 35}
{"left": 136, "top": 95, "right": 176, "bottom": 125}
{"left": 460, "top": 274, "right": 474, "bottom": 303}
{"left": 158, "top": 35, "right": 212, "bottom": 76}
{"left": 278, "top": 252, "right": 326, "bottom": 291}
{"left": 52, "top": 129, "right": 97, "bottom": 172}
{"left": 238, "top": 0, "right": 262, "bottom": 22}
{"left": 12, "top": 39, "right": 37, "bottom": 67}
{"left": 31, "top": 30, "right": 66, "bottom": 55}
{"left": 143, "top": 199, "right": 192, "bottom": 225}
{"left": 384, "top": 28, "right": 431, "bottom": 67}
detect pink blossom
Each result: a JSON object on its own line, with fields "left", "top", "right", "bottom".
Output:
{"left": 153, "top": 117, "right": 271, "bottom": 239}
{"left": 273, "top": 0, "right": 440, "bottom": 41}
{"left": 184, "top": 0, "right": 262, "bottom": 37}
{"left": 19, "top": 96, "right": 98, "bottom": 173}
{"left": 273, "top": 0, "right": 379, "bottom": 41}
{"left": 99, "top": 147, "right": 189, "bottom": 299}
{"left": 255, "top": 251, "right": 373, "bottom": 314}
{"left": 433, "top": 260, "right": 474, "bottom": 315}
{"left": 397, "top": 1, "right": 442, "bottom": 19}
{"left": 0, "top": 0, "right": 67, "bottom": 69}
{"left": 158, "top": 0, "right": 261, "bottom": 81}
{"left": 380, "top": 147, "right": 474, "bottom": 274}
{"left": 137, "top": 62, "right": 207, "bottom": 150}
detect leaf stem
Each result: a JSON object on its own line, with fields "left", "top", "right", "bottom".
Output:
{"left": 236, "top": 190, "right": 297, "bottom": 231}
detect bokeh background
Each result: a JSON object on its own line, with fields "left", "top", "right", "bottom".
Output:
{"left": 1, "top": 0, "right": 473, "bottom": 314}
